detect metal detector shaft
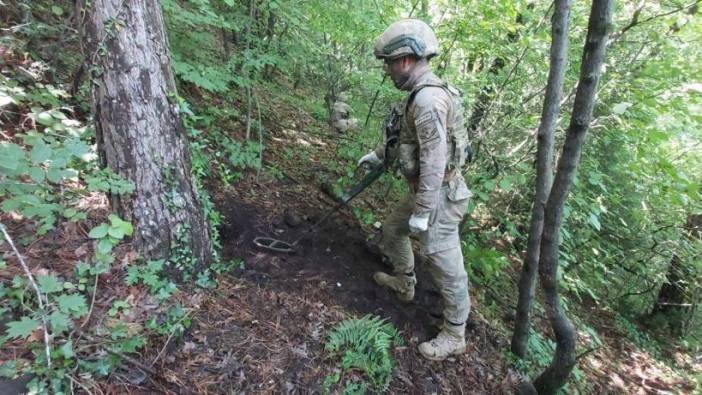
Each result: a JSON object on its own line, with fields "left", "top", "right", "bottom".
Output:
{"left": 290, "top": 161, "right": 386, "bottom": 245}
{"left": 340, "top": 162, "right": 386, "bottom": 204}
{"left": 254, "top": 162, "right": 387, "bottom": 253}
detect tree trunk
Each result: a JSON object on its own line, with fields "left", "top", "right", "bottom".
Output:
{"left": 651, "top": 214, "right": 702, "bottom": 336}
{"left": 511, "top": 0, "right": 571, "bottom": 359}
{"left": 222, "top": 27, "right": 231, "bottom": 60}
{"left": 82, "top": 0, "right": 213, "bottom": 272}
{"left": 532, "top": 1, "right": 613, "bottom": 393}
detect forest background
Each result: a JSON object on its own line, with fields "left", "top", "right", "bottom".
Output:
{"left": 0, "top": 0, "right": 701, "bottom": 393}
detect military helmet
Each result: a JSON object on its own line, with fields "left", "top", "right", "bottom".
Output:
{"left": 373, "top": 19, "right": 439, "bottom": 60}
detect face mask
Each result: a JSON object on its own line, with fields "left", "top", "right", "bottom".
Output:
{"left": 391, "top": 71, "right": 411, "bottom": 89}
{"left": 384, "top": 59, "right": 409, "bottom": 89}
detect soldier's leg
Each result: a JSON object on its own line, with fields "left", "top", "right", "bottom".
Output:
{"left": 418, "top": 179, "right": 472, "bottom": 360}
{"left": 374, "top": 193, "right": 416, "bottom": 302}
{"left": 426, "top": 246, "right": 471, "bottom": 324}
{"left": 418, "top": 246, "right": 471, "bottom": 360}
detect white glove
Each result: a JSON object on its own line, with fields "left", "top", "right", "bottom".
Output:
{"left": 408, "top": 213, "right": 430, "bottom": 234}
{"left": 357, "top": 151, "right": 381, "bottom": 167}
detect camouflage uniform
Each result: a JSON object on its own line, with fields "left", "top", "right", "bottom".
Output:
{"left": 331, "top": 94, "right": 358, "bottom": 133}
{"left": 362, "top": 19, "right": 472, "bottom": 361}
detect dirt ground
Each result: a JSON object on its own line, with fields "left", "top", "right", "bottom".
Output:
{"left": 135, "top": 172, "right": 517, "bottom": 394}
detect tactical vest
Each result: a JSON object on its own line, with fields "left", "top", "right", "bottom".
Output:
{"left": 401, "top": 75, "right": 471, "bottom": 173}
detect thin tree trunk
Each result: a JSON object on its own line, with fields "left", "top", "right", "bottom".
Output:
{"left": 222, "top": 27, "right": 230, "bottom": 60}
{"left": 532, "top": 1, "right": 613, "bottom": 393}
{"left": 83, "top": 0, "right": 213, "bottom": 272}
{"left": 511, "top": 0, "right": 571, "bottom": 358}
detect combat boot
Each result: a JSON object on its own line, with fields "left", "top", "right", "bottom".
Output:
{"left": 373, "top": 272, "right": 416, "bottom": 302}
{"left": 418, "top": 322, "right": 466, "bottom": 361}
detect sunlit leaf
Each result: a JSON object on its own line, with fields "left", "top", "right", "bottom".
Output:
{"left": 5, "top": 317, "right": 39, "bottom": 339}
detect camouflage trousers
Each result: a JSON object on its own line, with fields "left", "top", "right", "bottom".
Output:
{"left": 378, "top": 176, "right": 472, "bottom": 324}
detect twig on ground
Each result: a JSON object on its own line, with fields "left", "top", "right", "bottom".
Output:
{"left": 67, "top": 374, "right": 95, "bottom": 395}
{"left": 1, "top": 223, "right": 52, "bottom": 370}
{"left": 81, "top": 333, "right": 156, "bottom": 375}
{"left": 280, "top": 170, "right": 302, "bottom": 185}
{"left": 254, "top": 90, "right": 264, "bottom": 179}
{"left": 81, "top": 270, "right": 99, "bottom": 328}
{"left": 150, "top": 312, "right": 191, "bottom": 367}
{"left": 105, "top": 348, "right": 157, "bottom": 376}
{"left": 245, "top": 85, "right": 252, "bottom": 141}
{"left": 576, "top": 346, "right": 600, "bottom": 361}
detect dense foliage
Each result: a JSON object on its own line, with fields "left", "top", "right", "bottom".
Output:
{"left": 1, "top": 0, "right": 700, "bottom": 392}
{"left": 158, "top": 0, "right": 702, "bottom": 385}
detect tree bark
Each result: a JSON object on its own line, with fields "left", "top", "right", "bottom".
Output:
{"left": 532, "top": 1, "right": 613, "bottom": 393}
{"left": 511, "top": 0, "right": 571, "bottom": 359}
{"left": 83, "top": 0, "right": 213, "bottom": 271}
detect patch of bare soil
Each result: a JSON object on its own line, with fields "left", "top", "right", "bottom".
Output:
{"left": 138, "top": 173, "right": 516, "bottom": 393}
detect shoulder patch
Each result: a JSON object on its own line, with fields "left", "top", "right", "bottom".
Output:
{"left": 416, "top": 111, "right": 434, "bottom": 128}
{"left": 415, "top": 111, "right": 440, "bottom": 145}
{"left": 419, "top": 125, "right": 439, "bottom": 145}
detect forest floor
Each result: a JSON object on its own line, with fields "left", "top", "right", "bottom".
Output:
{"left": 1, "top": 80, "right": 699, "bottom": 394}
{"left": 131, "top": 87, "right": 699, "bottom": 394}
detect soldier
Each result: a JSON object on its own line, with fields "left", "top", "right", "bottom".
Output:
{"left": 357, "top": 19, "right": 473, "bottom": 361}
{"left": 331, "top": 92, "right": 358, "bottom": 133}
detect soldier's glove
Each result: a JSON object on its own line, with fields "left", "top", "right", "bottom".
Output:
{"left": 408, "top": 212, "right": 430, "bottom": 234}
{"left": 357, "top": 151, "right": 381, "bottom": 167}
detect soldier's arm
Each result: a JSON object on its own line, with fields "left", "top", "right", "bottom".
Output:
{"left": 413, "top": 88, "right": 450, "bottom": 216}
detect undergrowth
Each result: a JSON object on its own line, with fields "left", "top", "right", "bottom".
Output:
{"left": 323, "top": 314, "right": 403, "bottom": 393}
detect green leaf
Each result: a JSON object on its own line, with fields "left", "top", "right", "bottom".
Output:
{"left": 5, "top": 316, "right": 39, "bottom": 339}
{"left": 61, "top": 340, "right": 74, "bottom": 358}
{"left": 109, "top": 215, "right": 133, "bottom": 236}
{"left": 499, "top": 178, "right": 512, "bottom": 191}
{"left": 612, "top": 102, "right": 631, "bottom": 115}
{"left": 63, "top": 207, "right": 77, "bottom": 218}
{"left": 35, "top": 111, "right": 55, "bottom": 126}
{"left": 49, "top": 109, "right": 66, "bottom": 120}
{"left": 88, "top": 223, "right": 109, "bottom": 239}
{"left": 65, "top": 138, "right": 90, "bottom": 158}
{"left": 48, "top": 311, "right": 70, "bottom": 333}
{"left": 56, "top": 293, "right": 88, "bottom": 317}
{"left": 0, "top": 143, "right": 25, "bottom": 171}
{"left": 28, "top": 166, "right": 45, "bottom": 183}
{"left": 121, "top": 222, "right": 133, "bottom": 236}
{"left": 51, "top": 5, "right": 64, "bottom": 16}
{"left": 37, "top": 274, "right": 63, "bottom": 294}
{"left": 0, "top": 91, "right": 16, "bottom": 108}
{"left": 49, "top": 148, "right": 71, "bottom": 169}
{"left": 588, "top": 213, "right": 601, "bottom": 231}
{"left": 647, "top": 129, "right": 668, "bottom": 143}
{"left": 108, "top": 226, "right": 125, "bottom": 239}
{"left": 97, "top": 238, "right": 114, "bottom": 255}
{"left": 30, "top": 141, "right": 52, "bottom": 164}
{"left": 0, "top": 360, "right": 17, "bottom": 379}
{"left": 46, "top": 167, "right": 63, "bottom": 183}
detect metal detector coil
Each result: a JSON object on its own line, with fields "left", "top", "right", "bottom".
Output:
{"left": 254, "top": 138, "right": 394, "bottom": 254}
{"left": 253, "top": 236, "right": 297, "bottom": 254}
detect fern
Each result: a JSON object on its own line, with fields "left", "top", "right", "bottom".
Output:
{"left": 325, "top": 314, "right": 403, "bottom": 392}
